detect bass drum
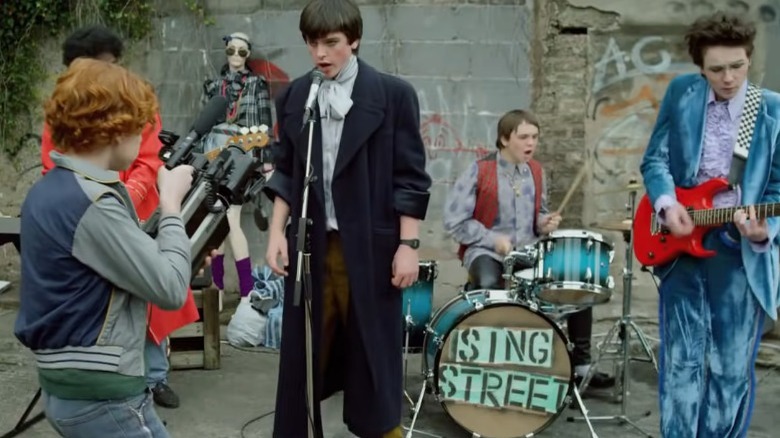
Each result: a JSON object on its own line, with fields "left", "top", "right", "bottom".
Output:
{"left": 422, "top": 289, "right": 574, "bottom": 438}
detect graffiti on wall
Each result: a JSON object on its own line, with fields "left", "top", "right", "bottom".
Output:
{"left": 585, "top": 34, "right": 696, "bottom": 223}
{"left": 416, "top": 85, "right": 496, "bottom": 185}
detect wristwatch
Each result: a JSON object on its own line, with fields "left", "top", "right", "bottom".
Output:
{"left": 400, "top": 239, "right": 420, "bottom": 249}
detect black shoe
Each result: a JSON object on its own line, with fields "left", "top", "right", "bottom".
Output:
{"left": 575, "top": 371, "right": 616, "bottom": 389}
{"left": 151, "top": 382, "right": 180, "bottom": 409}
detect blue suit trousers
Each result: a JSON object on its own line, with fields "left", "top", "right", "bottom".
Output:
{"left": 658, "top": 228, "right": 764, "bottom": 437}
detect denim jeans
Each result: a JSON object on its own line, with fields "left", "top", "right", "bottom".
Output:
{"left": 658, "top": 229, "right": 764, "bottom": 437}
{"left": 144, "top": 337, "right": 169, "bottom": 387}
{"left": 43, "top": 390, "right": 169, "bottom": 438}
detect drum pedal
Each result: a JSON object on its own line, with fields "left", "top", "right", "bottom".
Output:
{"left": 568, "top": 187, "right": 657, "bottom": 438}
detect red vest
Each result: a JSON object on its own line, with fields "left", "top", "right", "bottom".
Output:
{"left": 457, "top": 153, "right": 544, "bottom": 260}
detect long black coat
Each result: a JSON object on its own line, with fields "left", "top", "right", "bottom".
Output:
{"left": 263, "top": 59, "right": 431, "bottom": 438}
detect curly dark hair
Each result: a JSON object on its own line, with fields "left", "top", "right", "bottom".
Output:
{"left": 62, "top": 25, "right": 124, "bottom": 66}
{"left": 684, "top": 12, "right": 756, "bottom": 67}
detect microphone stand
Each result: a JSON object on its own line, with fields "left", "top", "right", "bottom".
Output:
{"left": 294, "top": 103, "right": 318, "bottom": 438}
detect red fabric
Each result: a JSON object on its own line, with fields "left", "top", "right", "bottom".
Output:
{"left": 40, "top": 114, "right": 199, "bottom": 345}
{"left": 146, "top": 299, "right": 199, "bottom": 345}
{"left": 42, "top": 114, "right": 162, "bottom": 219}
{"left": 528, "top": 159, "right": 543, "bottom": 231}
{"left": 457, "top": 153, "right": 544, "bottom": 260}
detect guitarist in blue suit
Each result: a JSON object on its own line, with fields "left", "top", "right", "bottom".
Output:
{"left": 640, "top": 12, "right": 780, "bottom": 437}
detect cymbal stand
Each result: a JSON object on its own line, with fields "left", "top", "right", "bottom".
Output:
{"left": 403, "top": 370, "right": 444, "bottom": 438}
{"left": 402, "top": 301, "right": 415, "bottom": 408}
{"left": 1, "top": 389, "right": 45, "bottom": 438}
{"left": 570, "top": 384, "right": 600, "bottom": 438}
{"left": 569, "top": 183, "right": 657, "bottom": 437}
{"left": 401, "top": 301, "right": 440, "bottom": 438}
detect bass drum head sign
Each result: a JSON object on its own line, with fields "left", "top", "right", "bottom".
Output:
{"left": 433, "top": 302, "right": 574, "bottom": 438}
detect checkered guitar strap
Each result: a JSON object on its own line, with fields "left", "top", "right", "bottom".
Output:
{"left": 733, "top": 83, "right": 762, "bottom": 160}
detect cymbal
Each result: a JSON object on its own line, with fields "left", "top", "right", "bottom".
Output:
{"left": 593, "top": 219, "right": 632, "bottom": 232}
{"left": 594, "top": 182, "right": 644, "bottom": 196}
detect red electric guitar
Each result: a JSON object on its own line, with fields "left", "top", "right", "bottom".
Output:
{"left": 632, "top": 178, "right": 780, "bottom": 266}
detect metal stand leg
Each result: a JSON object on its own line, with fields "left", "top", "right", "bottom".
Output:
{"left": 403, "top": 376, "right": 444, "bottom": 438}
{"left": 403, "top": 301, "right": 415, "bottom": 409}
{"left": 569, "top": 185, "right": 656, "bottom": 437}
{"left": 571, "top": 385, "right": 599, "bottom": 438}
{"left": 293, "top": 96, "right": 321, "bottom": 438}
{"left": 1, "top": 388, "right": 46, "bottom": 438}
{"left": 303, "top": 254, "right": 316, "bottom": 438}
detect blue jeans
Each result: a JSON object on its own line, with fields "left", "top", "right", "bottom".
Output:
{"left": 658, "top": 228, "right": 764, "bottom": 437}
{"left": 145, "top": 337, "right": 169, "bottom": 387}
{"left": 42, "top": 390, "right": 169, "bottom": 438}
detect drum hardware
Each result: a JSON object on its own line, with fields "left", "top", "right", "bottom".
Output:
{"left": 593, "top": 218, "right": 633, "bottom": 233}
{"left": 593, "top": 179, "right": 645, "bottom": 196}
{"left": 401, "top": 260, "right": 438, "bottom": 354}
{"left": 531, "top": 229, "right": 616, "bottom": 307}
{"left": 401, "top": 261, "right": 439, "bottom": 421}
{"left": 402, "top": 290, "right": 600, "bottom": 438}
{"left": 403, "top": 300, "right": 415, "bottom": 408}
{"left": 569, "top": 181, "right": 658, "bottom": 438}
{"left": 404, "top": 370, "right": 436, "bottom": 438}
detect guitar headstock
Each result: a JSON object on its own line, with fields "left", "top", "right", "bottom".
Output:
{"left": 204, "top": 125, "right": 270, "bottom": 161}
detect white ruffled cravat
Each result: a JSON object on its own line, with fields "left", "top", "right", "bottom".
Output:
{"left": 317, "top": 55, "right": 358, "bottom": 120}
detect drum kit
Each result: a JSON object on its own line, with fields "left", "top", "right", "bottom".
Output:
{"left": 399, "top": 181, "right": 658, "bottom": 438}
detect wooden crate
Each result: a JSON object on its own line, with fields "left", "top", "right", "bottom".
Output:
{"left": 169, "top": 287, "right": 221, "bottom": 370}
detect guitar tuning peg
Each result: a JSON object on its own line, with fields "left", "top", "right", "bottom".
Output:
{"left": 239, "top": 127, "right": 250, "bottom": 135}
{"left": 259, "top": 124, "right": 269, "bottom": 133}
{"left": 249, "top": 125, "right": 259, "bottom": 134}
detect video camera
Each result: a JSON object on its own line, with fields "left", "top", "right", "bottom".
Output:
{"left": 143, "top": 96, "right": 272, "bottom": 281}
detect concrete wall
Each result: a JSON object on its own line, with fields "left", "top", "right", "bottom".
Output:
{"left": 562, "top": 0, "right": 774, "bottom": 230}
{"left": 142, "top": 0, "right": 533, "bottom": 257}
{"left": 139, "top": 0, "right": 535, "bottom": 259}
{"left": 2, "top": 0, "right": 779, "bottom": 273}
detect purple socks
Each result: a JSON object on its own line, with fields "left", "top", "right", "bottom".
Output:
{"left": 212, "top": 254, "right": 225, "bottom": 290}
{"left": 211, "top": 255, "right": 253, "bottom": 297}
{"left": 236, "top": 257, "right": 254, "bottom": 297}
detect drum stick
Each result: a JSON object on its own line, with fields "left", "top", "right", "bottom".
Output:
{"left": 556, "top": 163, "right": 588, "bottom": 215}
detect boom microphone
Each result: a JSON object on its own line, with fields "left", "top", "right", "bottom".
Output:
{"left": 162, "top": 95, "right": 229, "bottom": 169}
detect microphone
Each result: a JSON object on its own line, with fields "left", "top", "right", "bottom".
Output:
{"left": 162, "top": 95, "right": 229, "bottom": 169}
{"left": 303, "top": 70, "right": 325, "bottom": 123}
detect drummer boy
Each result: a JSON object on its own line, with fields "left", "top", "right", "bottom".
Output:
{"left": 442, "top": 108, "right": 615, "bottom": 390}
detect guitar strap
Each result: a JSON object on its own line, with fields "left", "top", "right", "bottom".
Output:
{"left": 728, "top": 83, "right": 762, "bottom": 185}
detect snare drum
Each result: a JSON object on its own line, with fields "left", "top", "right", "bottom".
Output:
{"left": 534, "top": 229, "right": 615, "bottom": 306}
{"left": 401, "top": 260, "right": 438, "bottom": 351}
{"left": 514, "top": 269, "right": 584, "bottom": 319}
{"left": 422, "top": 289, "right": 574, "bottom": 438}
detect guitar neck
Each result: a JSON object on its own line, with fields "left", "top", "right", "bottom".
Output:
{"left": 689, "top": 203, "right": 780, "bottom": 226}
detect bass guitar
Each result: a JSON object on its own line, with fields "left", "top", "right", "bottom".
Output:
{"left": 632, "top": 177, "right": 780, "bottom": 266}
{"left": 203, "top": 125, "right": 270, "bottom": 161}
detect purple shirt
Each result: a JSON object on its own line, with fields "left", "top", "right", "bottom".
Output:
{"left": 654, "top": 80, "right": 767, "bottom": 251}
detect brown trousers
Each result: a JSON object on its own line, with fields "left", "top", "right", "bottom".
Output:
{"left": 320, "top": 233, "right": 402, "bottom": 438}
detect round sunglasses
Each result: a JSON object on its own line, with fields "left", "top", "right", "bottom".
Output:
{"left": 226, "top": 47, "right": 249, "bottom": 58}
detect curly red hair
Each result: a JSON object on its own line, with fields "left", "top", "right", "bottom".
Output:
{"left": 44, "top": 58, "right": 158, "bottom": 153}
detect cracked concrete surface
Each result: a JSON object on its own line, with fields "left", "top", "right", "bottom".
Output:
{"left": 2, "top": 247, "right": 780, "bottom": 437}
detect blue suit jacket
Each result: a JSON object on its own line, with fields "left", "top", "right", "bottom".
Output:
{"left": 640, "top": 73, "right": 780, "bottom": 320}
